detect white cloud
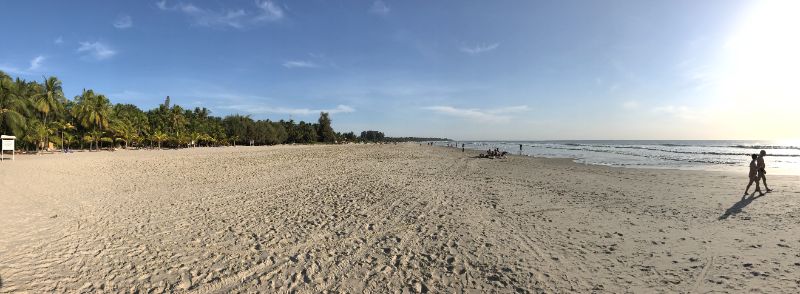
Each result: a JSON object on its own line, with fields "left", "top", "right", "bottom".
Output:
{"left": 77, "top": 41, "right": 117, "bottom": 60}
{"left": 114, "top": 15, "right": 133, "bottom": 29}
{"left": 54, "top": 36, "right": 63, "bottom": 45}
{"left": 28, "top": 55, "right": 45, "bottom": 71}
{"left": 459, "top": 43, "right": 499, "bottom": 55}
{"left": 622, "top": 100, "right": 639, "bottom": 110}
{"left": 487, "top": 105, "right": 529, "bottom": 114}
{"left": 282, "top": 60, "right": 318, "bottom": 69}
{"left": 1, "top": 55, "right": 48, "bottom": 75}
{"left": 224, "top": 104, "right": 355, "bottom": 116}
{"left": 370, "top": 0, "right": 390, "bottom": 15}
{"left": 651, "top": 105, "right": 698, "bottom": 120}
{"left": 254, "top": 0, "right": 284, "bottom": 22}
{"left": 156, "top": 0, "right": 283, "bottom": 29}
{"left": 423, "top": 105, "right": 528, "bottom": 123}
{"left": 0, "top": 64, "right": 23, "bottom": 75}
{"left": 156, "top": 0, "right": 168, "bottom": 10}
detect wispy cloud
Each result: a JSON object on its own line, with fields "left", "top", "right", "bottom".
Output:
{"left": 54, "top": 36, "right": 63, "bottom": 45}
{"left": 156, "top": 0, "right": 284, "bottom": 29}
{"left": 0, "top": 64, "right": 23, "bottom": 75}
{"left": 224, "top": 104, "right": 355, "bottom": 116}
{"left": 254, "top": 0, "right": 284, "bottom": 22}
{"left": 114, "top": 15, "right": 133, "bottom": 29}
{"left": 282, "top": 60, "right": 318, "bottom": 69}
{"left": 369, "top": 0, "right": 390, "bottom": 15}
{"left": 423, "top": 105, "right": 528, "bottom": 123}
{"left": 651, "top": 105, "right": 698, "bottom": 120}
{"left": 459, "top": 43, "right": 499, "bottom": 55}
{"left": 622, "top": 100, "right": 639, "bottom": 110}
{"left": 1, "top": 55, "right": 47, "bottom": 75}
{"left": 28, "top": 55, "right": 45, "bottom": 71}
{"left": 77, "top": 41, "right": 117, "bottom": 60}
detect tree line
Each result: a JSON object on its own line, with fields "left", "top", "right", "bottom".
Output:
{"left": 1, "top": 71, "right": 451, "bottom": 152}
{"left": 0, "top": 71, "right": 348, "bottom": 151}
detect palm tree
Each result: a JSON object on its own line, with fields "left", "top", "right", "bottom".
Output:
{"left": 112, "top": 120, "right": 135, "bottom": 149}
{"left": 63, "top": 132, "right": 75, "bottom": 151}
{"left": 169, "top": 105, "right": 186, "bottom": 141}
{"left": 200, "top": 133, "right": 213, "bottom": 147}
{"left": 0, "top": 75, "right": 28, "bottom": 136}
{"left": 74, "top": 90, "right": 111, "bottom": 150}
{"left": 100, "top": 136, "right": 114, "bottom": 151}
{"left": 33, "top": 77, "right": 65, "bottom": 149}
{"left": 81, "top": 134, "right": 93, "bottom": 150}
{"left": 88, "top": 130, "right": 103, "bottom": 151}
{"left": 54, "top": 121, "right": 75, "bottom": 152}
{"left": 24, "top": 119, "right": 47, "bottom": 153}
{"left": 152, "top": 130, "right": 168, "bottom": 149}
{"left": 190, "top": 131, "right": 203, "bottom": 147}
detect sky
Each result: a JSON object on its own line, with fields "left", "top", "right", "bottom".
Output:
{"left": 1, "top": 0, "right": 798, "bottom": 140}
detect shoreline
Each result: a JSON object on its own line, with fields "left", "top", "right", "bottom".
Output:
{"left": 1, "top": 143, "right": 799, "bottom": 292}
{"left": 434, "top": 144, "right": 800, "bottom": 177}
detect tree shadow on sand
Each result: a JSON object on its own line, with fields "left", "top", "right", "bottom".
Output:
{"left": 719, "top": 193, "right": 765, "bottom": 220}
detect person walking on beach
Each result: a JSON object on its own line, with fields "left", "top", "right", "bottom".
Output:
{"left": 757, "top": 150, "right": 773, "bottom": 192}
{"left": 744, "top": 154, "right": 763, "bottom": 196}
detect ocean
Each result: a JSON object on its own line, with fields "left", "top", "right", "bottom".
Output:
{"left": 437, "top": 140, "right": 800, "bottom": 175}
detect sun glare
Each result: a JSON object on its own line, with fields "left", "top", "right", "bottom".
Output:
{"left": 715, "top": 0, "right": 800, "bottom": 139}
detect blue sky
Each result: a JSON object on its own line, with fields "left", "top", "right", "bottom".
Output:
{"left": 2, "top": 0, "right": 798, "bottom": 140}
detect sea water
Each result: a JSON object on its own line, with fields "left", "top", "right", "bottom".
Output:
{"left": 438, "top": 140, "right": 800, "bottom": 175}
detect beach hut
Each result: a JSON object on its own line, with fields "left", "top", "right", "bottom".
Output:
{"left": 1, "top": 135, "right": 16, "bottom": 161}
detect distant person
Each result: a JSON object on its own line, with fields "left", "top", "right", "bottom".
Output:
{"left": 744, "top": 154, "right": 763, "bottom": 196}
{"left": 757, "top": 150, "right": 772, "bottom": 192}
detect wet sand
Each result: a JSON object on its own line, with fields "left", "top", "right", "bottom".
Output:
{"left": 1, "top": 144, "right": 799, "bottom": 293}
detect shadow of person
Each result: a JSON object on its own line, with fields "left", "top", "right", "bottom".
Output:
{"left": 719, "top": 193, "right": 765, "bottom": 220}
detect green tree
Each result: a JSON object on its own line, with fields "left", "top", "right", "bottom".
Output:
{"left": 111, "top": 119, "right": 136, "bottom": 149}
{"left": 223, "top": 114, "right": 253, "bottom": 146}
{"left": 73, "top": 90, "right": 111, "bottom": 150}
{"left": 113, "top": 104, "right": 149, "bottom": 147}
{"left": 0, "top": 73, "right": 28, "bottom": 136}
{"left": 151, "top": 130, "right": 168, "bottom": 149}
{"left": 317, "top": 112, "right": 336, "bottom": 143}
{"left": 23, "top": 119, "right": 47, "bottom": 153}
{"left": 33, "top": 77, "right": 66, "bottom": 147}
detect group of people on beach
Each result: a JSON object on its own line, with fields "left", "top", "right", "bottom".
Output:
{"left": 479, "top": 148, "right": 508, "bottom": 159}
{"left": 744, "top": 150, "right": 772, "bottom": 196}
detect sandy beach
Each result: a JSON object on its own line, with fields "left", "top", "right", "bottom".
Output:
{"left": 1, "top": 144, "right": 799, "bottom": 293}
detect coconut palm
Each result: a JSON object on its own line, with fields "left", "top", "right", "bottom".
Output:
{"left": 24, "top": 119, "right": 47, "bottom": 153}
{"left": 81, "top": 134, "right": 93, "bottom": 150}
{"left": 33, "top": 77, "right": 65, "bottom": 148}
{"left": 100, "top": 136, "right": 114, "bottom": 151}
{"left": 73, "top": 90, "right": 111, "bottom": 150}
{"left": 169, "top": 105, "right": 187, "bottom": 140}
{"left": 189, "top": 131, "right": 203, "bottom": 147}
{"left": 151, "top": 130, "right": 168, "bottom": 149}
{"left": 0, "top": 75, "right": 28, "bottom": 136}
{"left": 111, "top": 119, "right": 136, "bottom": 149}
{"left": 53, "top": 121, "right": 75, "bottom": 151}
{"left": 63, "top": 132, "right": 75, "bottom": 151}
{"left": 88, "top": 130, "right": 103, "bottom": 151}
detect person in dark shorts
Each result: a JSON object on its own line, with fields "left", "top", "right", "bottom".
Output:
{"left": 744, "top": 154, "right": 763, "bottom": 196}
{"left": 756, "top": 150, "right": 772, "bottom": 193}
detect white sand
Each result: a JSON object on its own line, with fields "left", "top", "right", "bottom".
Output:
{"left": 1, "top": 144, "right": 799, "bottom": 293}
